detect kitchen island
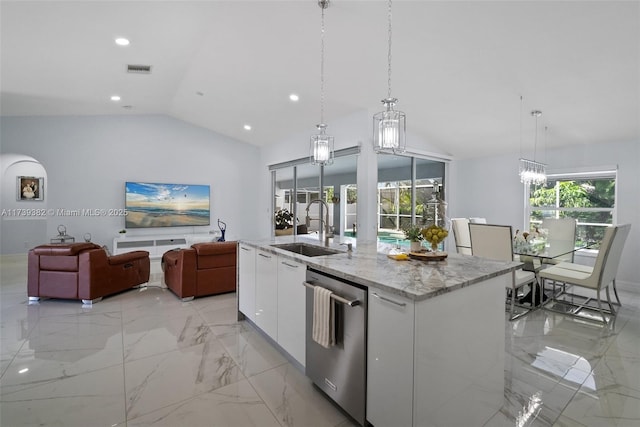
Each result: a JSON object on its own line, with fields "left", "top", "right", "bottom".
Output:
{"left": 237, "top": 236, "right": 521, "bottom": 427}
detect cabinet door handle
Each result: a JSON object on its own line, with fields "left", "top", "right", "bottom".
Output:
{"left": 281, "top": 261, "right": 300, "bottom": 268}
{"left": 371, "top": 292, "right": 407, "bottom": 307}
{"left": 258, "top": 253, "right": 272, "bottom": 259}
{"left": 240, "top": 247, "right": 251, "bottom": 251}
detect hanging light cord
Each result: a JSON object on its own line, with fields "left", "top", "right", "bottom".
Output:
{"left": 533, "top": 112, "right": 539, "bottom": 162}
{"left": 543, "top": 126, "right": 548, "bottom": 164}
{"left": 320, "top": 2, "right": 326, "bottom": 124}
{"left": 387, "top": 0, "right": 393, "bottom": 99}
{"left": 519, "top": 95, "right": 524, "bottom": 158}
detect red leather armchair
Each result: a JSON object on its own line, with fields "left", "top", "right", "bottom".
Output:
{"left": 28, "top": 242, "right": 150, "bottom": 305}
{"left": 162, "top": 241, "right": 237, "bottom": 301}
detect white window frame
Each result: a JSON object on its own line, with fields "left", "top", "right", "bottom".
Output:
{"left": 524, "top": 166, "right": 618, "bottom": 254}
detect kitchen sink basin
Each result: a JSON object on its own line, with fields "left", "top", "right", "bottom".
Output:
{"left": 271, "top": 242, "right": 342, "bottom": 257}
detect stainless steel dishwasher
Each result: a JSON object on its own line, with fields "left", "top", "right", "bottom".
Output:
{"left": 305, "top": 268, "right": 367, "bottom": 426}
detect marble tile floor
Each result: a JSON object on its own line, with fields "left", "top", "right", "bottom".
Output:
{"left": 1, "top": 254, "right": 638, "bottom": 427}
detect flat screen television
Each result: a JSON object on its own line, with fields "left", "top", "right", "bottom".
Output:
{"left": 125, "top": 181, "right": 210, "bottom": 228}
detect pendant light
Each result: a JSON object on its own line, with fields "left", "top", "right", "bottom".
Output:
{"left": 310, "top": 0, "right": 334, "bottom": 166}
{"left": 519, "top": 109, "right": 547, "bottom": 185}
{"left": 373, "top": 0, "right": 406, "bottom": 154}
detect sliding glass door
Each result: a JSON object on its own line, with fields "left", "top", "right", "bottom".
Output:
{"left": 271, "top": 148, "right": 358, "bottom": 238}
{"left": 377, "top": 155, "right": 445, "bottom": 243}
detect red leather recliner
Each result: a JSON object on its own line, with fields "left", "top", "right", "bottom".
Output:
{"left": 162, "top": 241, "right": 237, "bottom": 301}
{"left": 28, "top": 242, "right": 150, "bottom": 305}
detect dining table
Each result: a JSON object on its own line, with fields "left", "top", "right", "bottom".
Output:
{"left": 513, "top": 238, "right": 584, "bottom": 261}
{"left": 513, "top": 238, "right": 592, "bottom": 307}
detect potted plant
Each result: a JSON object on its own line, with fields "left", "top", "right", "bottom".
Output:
{"left": 403, "top": 225, "right": 424, "bottom": 252}
{"left": 274, "top": 209, "right": 294, "bottom": 235}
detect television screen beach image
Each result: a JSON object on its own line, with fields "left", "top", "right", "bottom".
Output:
{"left": 125, "top": 182, "right": 210, "bottom": 228}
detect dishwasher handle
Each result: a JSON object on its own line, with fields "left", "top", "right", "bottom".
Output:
{"left": 303, "top": 281, "right": 360, "bottom": 307}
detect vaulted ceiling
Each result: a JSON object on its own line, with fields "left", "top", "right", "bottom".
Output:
{"left": 1, "top": 0, "right": 638, "bottom": 159}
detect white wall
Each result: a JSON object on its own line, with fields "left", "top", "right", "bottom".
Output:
{"left": 0, "top": 115, "right": 260, "bottom": 254}
{"left": 451, "top": 139, "right": 640, "bottom": 290}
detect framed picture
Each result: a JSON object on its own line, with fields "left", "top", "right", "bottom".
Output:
{"left": 17, "top": 176, "right": 44, "bottom": 201}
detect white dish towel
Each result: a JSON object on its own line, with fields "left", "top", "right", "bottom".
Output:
{"left": 312, "top": 285, "right": 335, "bottom": 348}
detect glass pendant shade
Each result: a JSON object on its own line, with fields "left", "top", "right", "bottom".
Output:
{"left": 310, "top": 0, "right": 334, "bottom": 167}
{"left": 518, "top": 110, "right": 547, "bottom": 185}
{"left": 519, "top": 158, "right": 547, "bottom": 185}
{"left": 310, "top": 124, "right": 334, "bottom": 165}
{"left": 373, "top": 98, "right": 406, "bottom": 153}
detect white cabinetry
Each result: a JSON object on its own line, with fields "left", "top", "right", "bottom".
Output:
{"left": 238, "top": 244, "right": 256, "bottom": 322}
{"left": 255, "top": 249, "right": 278, "bottom": 339}
{"left": 113, "top": 234, "right": 214, "bottom": 258}
{"left": 277, "top": 257, "right": 306, "bottom": 366}
{"left": 412, "top": 276, "right": 505, "bottom": 427}
{"left": 368, "top": 275, "right": 506, "bottom": 427}
{"left": 237, "top": 246, "right": 307, "bottom": 366}
{"left": 367, "top": 289, "right": 415, "bottom": 427}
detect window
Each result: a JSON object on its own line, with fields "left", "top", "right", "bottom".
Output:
{"left": 377, "top": 179, "right": 437, "bottom": 231}
{"left": 270, "top": 147, "right": 358, "bottom": 237}
{"left": 377, "top": 155, "right": 445, "bottom": 242}
{"left": 342, "top": 184, "right": 357, "bottom": 237}
{"left": 527, "top": 169, "right": 617, "bottom": 247}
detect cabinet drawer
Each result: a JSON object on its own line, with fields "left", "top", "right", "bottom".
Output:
{"left": 277, "top": 258, "right": 306, "bottom": 366}
{"left": 367, "top": 289, "right": 414, "bottom": 427}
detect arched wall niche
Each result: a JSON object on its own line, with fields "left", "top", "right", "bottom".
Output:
{"left": 1, "top": 153, "right": 48, "bottom": 254}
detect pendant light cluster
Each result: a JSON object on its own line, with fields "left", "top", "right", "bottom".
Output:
{"left": 519, "top": 107, "right": 547, "bottom": 185}
{"left": 310, "top": 0, "right": 406, "bottom": 163}
{"left": 519, "top": 157, "right": 547, "bottom": 185}
{"left": 310, "top": 0, "right": 334, "bottom": 166}
{"left": 373, "top": 0, "right": 406, "bottom": 154}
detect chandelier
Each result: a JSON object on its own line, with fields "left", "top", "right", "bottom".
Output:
{"left": 519, "top": 109, "right": 547, "bottom": 185}
{"left": 373, "top": 0, "right": 406, "bottom": 154}
{"left": 310, "top": 0, "right": 334, "bottom": 166}
{"left": 519, "top": 158, "right": 547, "bottom": 185}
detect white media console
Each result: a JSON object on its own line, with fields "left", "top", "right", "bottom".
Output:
{"left": 113, "top": 233, "right": 217, "bottom": 258}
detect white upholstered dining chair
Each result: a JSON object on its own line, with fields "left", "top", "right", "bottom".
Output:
{"left": 451, "top": 218, "right": 472, "bottom": 255}
{"left": 469, "top": 217, "right": 487, "bottom": 224}
{"left": 469, "top": 223, "right": 538, "bottom": 320}
{"left": 539, "top": 224, "right": 631, "bottom": 324}
{"left": 540, "top": 217, "right": 577, "bottom": 264}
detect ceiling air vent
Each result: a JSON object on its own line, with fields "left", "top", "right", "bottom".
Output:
{"left": 127, "top": 64, "right": 152, "bottom": 74}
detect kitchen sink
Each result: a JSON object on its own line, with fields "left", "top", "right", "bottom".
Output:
{"left": 271, "top": 242, "right": 342, "bottom": 257}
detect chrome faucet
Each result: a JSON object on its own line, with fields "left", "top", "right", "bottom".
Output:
{"left": 306, "top": 199, "right": 333, "bottom": 246}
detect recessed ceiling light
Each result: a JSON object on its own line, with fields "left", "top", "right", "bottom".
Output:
{"left": 110, "top": 95, "right": 121, "bottom": 101}
{"left": 243, "top": 124, "right": 252, "bottom": 131}
{"left": 289, "top": 94, "right": 299, "bottom": 102}
{"left": 115, "top": 38, "right": 130, "bottom": 46}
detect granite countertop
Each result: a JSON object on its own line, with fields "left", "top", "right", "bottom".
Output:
{"left": 239, "top": 235, "right": 522, "bottom": 302}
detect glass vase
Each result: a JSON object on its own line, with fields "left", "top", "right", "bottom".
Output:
{"left": 421, "top": 183, "right": 449, "bottom": 253}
